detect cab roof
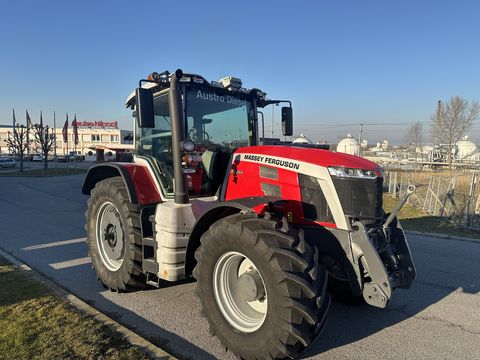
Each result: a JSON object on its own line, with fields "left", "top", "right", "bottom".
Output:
{"left": 125, "top": 71, "right": 268, "bottom": 109}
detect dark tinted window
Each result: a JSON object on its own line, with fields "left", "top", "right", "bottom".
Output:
{"left": 299, "top": 174, "right": 334, "bottom": 223}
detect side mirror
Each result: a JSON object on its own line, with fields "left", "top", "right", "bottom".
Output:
{"left": 136, "top": 88, "right": 155, "bottom": 128}
{"left": 281, "top": 106, "right": 293, "bottom": 136}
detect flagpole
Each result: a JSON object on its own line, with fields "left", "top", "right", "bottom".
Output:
{"left": 66, "top": 113, "right": 69, "bottom": 174}
{"left": 74, "top": 114, "right": 77, "bottom": 169}
{"left": 26, "top": 110, "right": 30, "bottom": 169}
{"left": 53, "top": 111, "right": 57, "bottom": 170}
{"left": 12, "top": 109, "right": 17, "bottom": 171}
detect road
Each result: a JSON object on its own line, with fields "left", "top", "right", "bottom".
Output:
{"left": 0, "top": 174, "right": 479, "bottom": 360}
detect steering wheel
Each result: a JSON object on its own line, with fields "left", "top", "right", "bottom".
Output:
{"left": 188, "top": 129, "right": 211, "bottom": 144}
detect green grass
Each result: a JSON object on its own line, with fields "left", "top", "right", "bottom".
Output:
{"left": 0, "top": 168, "right": 86, "bottom": 177}
{"left": 383, "top": 195, "right": 480, "bottom": 240}
{"left": 0, "top": 256, "right": 152, "bottom": 360}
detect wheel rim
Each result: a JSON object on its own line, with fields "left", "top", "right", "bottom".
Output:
{"left": 95, "top": 201, "right": 125, "bottom": 271}
{"left": 213, "top": 251, "right": 267, "bottom": 333}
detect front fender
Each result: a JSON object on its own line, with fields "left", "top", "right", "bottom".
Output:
{"left": 185, "top": 196, "right": 282, "bottom": 276}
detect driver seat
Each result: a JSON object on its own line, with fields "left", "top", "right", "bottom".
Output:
{"left": 201, "top": 150, "right": 217, "bottom": 194}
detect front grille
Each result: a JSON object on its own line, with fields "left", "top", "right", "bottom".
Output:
{"left": 332, "top": 177, "right": 383, "bottom": 220}
{"left": 259, "top": 166, "right": 278, "bottom": 180}
{"left": 261, "top": 182, "right": 281, "bottom": 197}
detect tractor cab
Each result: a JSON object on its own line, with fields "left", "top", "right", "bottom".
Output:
{"left": 125, "top": 70, "right": 292, "bottom": 200}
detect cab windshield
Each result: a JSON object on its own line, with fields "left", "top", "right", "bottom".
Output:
{"left": 186, "top": 88, "right": 253, "bottom": 149}
{"left": 184, "top": 88, "right": 255, "bottom": 196}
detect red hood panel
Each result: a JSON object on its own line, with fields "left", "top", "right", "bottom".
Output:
{"left": 235, "top": 145, "right": 378, "bottom": 170}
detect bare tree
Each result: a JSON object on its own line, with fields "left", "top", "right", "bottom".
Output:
{"left": 405, "top": 122, "right": 423, "bottom": 163}
{"left": 33, "top": 124, "right": 56, "bottom": 170}
{"left": 432, "top": 96, "right": 479, "bottom": 169}
{"left": 6, "top": 125, "right": 31, "bottom": 172}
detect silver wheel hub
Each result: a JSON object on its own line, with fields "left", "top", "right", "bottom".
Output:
{"left": 96, "top": 201, "right": 124, "bottom": 271}
{"left": 213, "top": 251, "right": 267, "bottom": 333}
{"left": 238, "top": 270, "right": 265, "bottom": 302}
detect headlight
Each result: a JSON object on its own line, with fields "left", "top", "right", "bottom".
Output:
{"left": 328, "top": 166, "right": 378, "bottom": 179}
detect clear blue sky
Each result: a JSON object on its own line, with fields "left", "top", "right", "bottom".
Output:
{"left": 1, "top": 0, "right": 479, "bottom": 144}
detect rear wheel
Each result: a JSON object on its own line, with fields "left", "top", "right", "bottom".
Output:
{"left": 194, "top": 213, "right": 331, "bottom": 359}
{"left": 86, "top": 177, "right": 146, "bottom": 291}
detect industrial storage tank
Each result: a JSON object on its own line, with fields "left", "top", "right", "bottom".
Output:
{"left": 336, "top": 134, "right": 360, "bottom": 155}
{"left": 293, "top": 133, "right": 312, "bottom": 144}
{"left": 456, "top": 136, "right": 478, "bottom": 160}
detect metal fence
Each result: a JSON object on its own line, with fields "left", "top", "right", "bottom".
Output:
{"left": 384, "top": 170, "right": 480, "bottom": 231}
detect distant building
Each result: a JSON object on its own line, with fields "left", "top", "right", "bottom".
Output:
{"left": 336, "top": 134, "right": 360, "bottom": 155}
{"left": 0, "top": 122, "right": 134, "bottom": 161}
{"left": 370, "top": 139, "right": 389, "bottom": 152}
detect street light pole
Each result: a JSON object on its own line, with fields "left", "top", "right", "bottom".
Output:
{"left": 358, "top": 123, "right": 364, "bottom": 156}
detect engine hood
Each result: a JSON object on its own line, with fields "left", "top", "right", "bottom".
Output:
{"left": 235, "top": 145, "right": 379, "bottom": 170}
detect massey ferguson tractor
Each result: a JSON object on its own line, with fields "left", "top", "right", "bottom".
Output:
{"left": 82, "top": 69, "right": 416, "bottom": 359}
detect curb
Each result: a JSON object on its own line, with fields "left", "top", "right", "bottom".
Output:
{"left": 0, "top": 248, "right": 176, "bottom": 360}
{"left": 405, "top": 230, "right": 480, "bottom": 244}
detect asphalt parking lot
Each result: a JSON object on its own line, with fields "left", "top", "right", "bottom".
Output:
{"left": 0, "top": 174, "right": 479, "bottom": 360}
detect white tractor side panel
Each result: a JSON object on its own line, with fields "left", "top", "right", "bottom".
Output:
{"left": 154, "top": 202, "right": 197, "bottom": 281}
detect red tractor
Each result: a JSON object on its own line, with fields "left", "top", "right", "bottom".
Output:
{"left": 82, "top": 69, "right": 416, "bottom": 359}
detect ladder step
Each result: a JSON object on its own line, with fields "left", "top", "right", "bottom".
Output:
{"left": 143, "top": 237, "right": 156, "bottom": 248}
{"left": 146, "top": 272, "right": 160, "bottom": 288}
{"left": 143, "top": 258, "right": 158, "bottom": 273}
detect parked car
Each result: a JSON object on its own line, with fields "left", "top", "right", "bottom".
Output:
{"left": 32, "top": 154, "right": 44, "bottom": 162}
{"left": 68, "top": 154, "right": 84, "bottom": 161}
{"left": 0, "top": 157, "right": 16, "bottom": 168}
{"left": 57, "top": 155, "right": 68, "bottom": 163}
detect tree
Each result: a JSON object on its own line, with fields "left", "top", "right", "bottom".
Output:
{"left": 33, "top": 123, "right": 56, "bottom": 170}
{"left": 405, "top": 122, "right": 423, "bottom": 163}
{"left": 6, "top": 125, "right": 31, "bottom": 172}
{"left": 432, "top": 96, "right": 479, "bottom": 169}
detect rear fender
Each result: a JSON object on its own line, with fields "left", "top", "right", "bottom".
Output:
{"left": 82, "top": 163, "right": 161, "bottom": 205}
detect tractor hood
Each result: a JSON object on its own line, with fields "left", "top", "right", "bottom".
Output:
{"left": 235, "top": 145, "right": 379, "bottom": 171}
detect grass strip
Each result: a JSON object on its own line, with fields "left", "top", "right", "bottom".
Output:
{"left": 0, "top": 256, "right": 152, "bottom": 360}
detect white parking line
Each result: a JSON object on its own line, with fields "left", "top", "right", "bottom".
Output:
{"left": 49, "top": 257, "right": 91, "bottom": 270}
{"left": 21, "top": 238, "right": 86, "bottom": 251}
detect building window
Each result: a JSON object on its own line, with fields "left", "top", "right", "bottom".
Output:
{"left": 111, "top": 135, "right": 119, "bottom": 143}
{"left": 91, "top": 134, "right": 100, "bottom": 142}
{"left": 101, "top": 134, "right": 110, "bottom": 142}
{"left": 82, "top": 134, "right": 90, "bottom": 142}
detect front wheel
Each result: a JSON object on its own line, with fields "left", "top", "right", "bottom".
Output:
{"left": 193, "top": 213, "right": 331, "bottom": 359}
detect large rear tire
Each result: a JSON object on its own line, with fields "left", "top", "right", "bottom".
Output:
{"left": 86, "top": 177, "right": 146, "bottom": 291}
{"left": 193, "top": 213, "right": 331, "bottom": 359}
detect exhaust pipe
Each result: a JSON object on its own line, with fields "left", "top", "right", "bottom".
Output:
{"left": 169, "top": 69, "right": 189, "bottom": 205}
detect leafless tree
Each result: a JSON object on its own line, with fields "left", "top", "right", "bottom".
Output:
{"left": 6, "top": 125, "right": 31, "bottom": 172}
{"left": 432, "top": 96, "right": 479, "bottom": 169}
{"left": 33, "top": 124, "right": 56, "bottom": 170}
{"left": 405, "top": 122, "right": 423, "bottom": 163}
